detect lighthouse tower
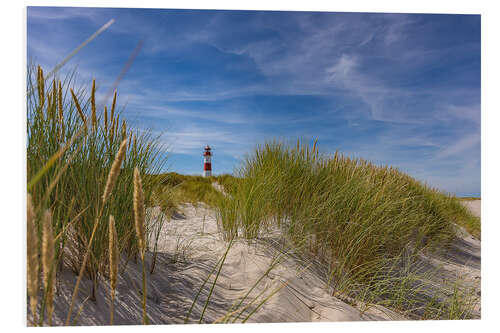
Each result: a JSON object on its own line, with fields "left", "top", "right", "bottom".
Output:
{"left": 203, "top": 145, "right": 212, "bottom": 177}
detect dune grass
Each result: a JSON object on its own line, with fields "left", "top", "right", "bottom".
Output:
{"left": 27, "top": 64, "right": 275, "bottom": 326}
{"left": 27, "top": 64, "right": 166, "bottom": 325}
{"left": 213, "top": 140, "right": 480, "bottom": 319}
{"left": 149, "top": 172, "right": 240, "bottom": 212}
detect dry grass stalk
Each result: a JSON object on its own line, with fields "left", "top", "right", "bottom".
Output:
{"left": 70, "top": 88, "right": 87, "bottom": 128}
{"left": 116, "top": 115, "right": 120, "bottom": 137}
{"left": 37, "top": 65, "right": 45, "bottom": 108}
{"left": 91, "top": 79, "right": 97, "bottom": 129}
{"left": 121, "top": 120, "right": 127, "bottom": 140}
{"left": 48, "top": 80, "right": 56, "bottom": 118}
{"left": 47, "top": 89, "right": 52, "bottom": 112}
{"left": 27, "top": 194, "right": 39, "bottom": 325}
{"left": 108, "top": 215, "right": 119, "bottom": 289}
{"left": 42, "top": 209, "right": 55, "bottom": 326}
{"left": 133, "top": 167, "right": 146, "bottom": 258}
{"left": 108, "top": 215, "right": 119, "bottom": 325}
{"left": 110, "top": 90, "right": 117, "bottom": 120}
{"left": 52, "top": 80, "right": 57, "bottom": 110}
{"left": 133, "top": 167, "right": 148, "bottom": 324}
{"left": 133, "top": 135, "right": 137, "bottom": 157}
{"left": 102, "top": 138, "right": 128, "bottom": 204}
{"left": 109, "top": 118, "right": 115, "bottom": 144}
{"left": 57, "top": 81, "right": 64, "bottom": 139}
{"left": 57, "top": 81, "right": 63, "bottom": 121}
{"left": 104, "top": 106, "right": 108, "bottom": 134}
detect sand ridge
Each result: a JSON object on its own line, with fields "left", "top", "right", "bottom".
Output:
{"left": 28, "top": 200, "right": 480, "bottom": 325}
{"left": 29, "top": 203, "right": 404, "bottom": 325}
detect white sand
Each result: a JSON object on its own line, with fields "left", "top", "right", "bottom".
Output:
{"left": 28, "top": 200, "right": 481, "bottom": 325}
{"left": 461, "top": 200, "right": 481, "bottom": 218}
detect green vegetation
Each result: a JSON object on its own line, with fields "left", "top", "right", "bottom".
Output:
{"left": 213, "top": 140, "right": 480, "bottom": 319}
{"left": 149, "top": 172, "right": 240, "bottom": 214}
{"left": 27, "top": 64, "right": 165, "bottom": 325}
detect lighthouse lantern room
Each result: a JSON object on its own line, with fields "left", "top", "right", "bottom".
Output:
{"left": 203, "top": 145, "right": 212, "bottom": 177}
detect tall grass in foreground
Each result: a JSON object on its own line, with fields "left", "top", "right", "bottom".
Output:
{"left": 27, "top": 65, "right": 283, "bottom": 326}
{"left": 27, "top": 65, "right": 165, "bottom": 325}
{"left": 214, "top": 140, "right": 480, "bottom": 319}
{"left": 133, "top": 167, "right": 149, "bottom": 325}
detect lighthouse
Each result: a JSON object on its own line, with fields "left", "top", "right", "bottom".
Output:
{"left": 203, "top": 145, "right": 212, "bottom": 177}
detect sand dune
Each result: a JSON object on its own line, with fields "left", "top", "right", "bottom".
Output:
{"left": 28, "top": 201, "right": 480, "bottom": 325}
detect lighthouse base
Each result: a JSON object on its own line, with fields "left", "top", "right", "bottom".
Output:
{"left": 203, "top": 170, "right": 212, "bottom": 177}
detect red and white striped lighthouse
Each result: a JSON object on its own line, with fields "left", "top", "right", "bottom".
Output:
{"left": 203, "top": 145, "right": 212, "bottom": 177}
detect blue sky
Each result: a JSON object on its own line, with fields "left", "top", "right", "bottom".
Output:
{"left": 27, "top": 7, "right": 481, "bottom": 196}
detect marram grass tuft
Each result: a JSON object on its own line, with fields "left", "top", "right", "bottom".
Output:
{"left": 27, "top": 64, "right": 165, "bottom": 325}
{"left": 214, "top": 140, "right": 480, "bottom": 319}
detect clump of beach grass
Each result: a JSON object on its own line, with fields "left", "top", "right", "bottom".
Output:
{"left": 64, "top": 137, "right": 129, "bottom": 325}
{"left": 214, "top": 139, "right": 480, "bottom": 319}
{"left": 27, "top": 63, "right": 165, "bottom": 325}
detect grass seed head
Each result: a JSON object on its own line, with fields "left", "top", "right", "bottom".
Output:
{"left": 121, "top": 120, "right": 127, "bottom": 140}
{"left": 104, "top": 106, "right": 108, "bottom": 133}
{"left": 116, "top": 115, "right": 120, "bottom": 137}
{"left": 37, "top": 66, "right": 45, "bottom": 108}
{"left": 108, "top": 215, "right": 119, "bottom": 294}
{"left": 42, "top": 209, "right": 55, "bottom": 325}
{"left": 133, "top": 135, "right": 137, "bottom": 157}
{"left": 111, "top": 90, "right": 117, "bottom": 120}
{"left": 57, "top": 80, "right": 64, "bottom": 139}
{"left": 109, "top": 118, "right": 115, "bottom": 145}
{"left": 42, "top": 210, "right": 54, "bottom": 288}
{"left": 91, "top": 79, "right": 97, "bottom": 129}
{"left": 102, "top": 138, "right": 128, "bottom": 204}
{"left": 70, "top": 88, "right": 87, "bottom": 129}
{"left": 133, "top": 167, "right": 146, "bottom": 258}
{"left": 47, "top": 80, "right": 56, "bottom": 118}
{"left": 27, "top": 194, "right": 39, "bottom": 320}
{"left": 58, "top": 81, "right": 63, "bottom": 121}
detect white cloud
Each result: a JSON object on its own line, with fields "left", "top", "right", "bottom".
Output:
{"left": 445, "top": 104, "right": 481, "bottom": 126}
{"left": 325, "top": 54, "right": 417, "bottom": 124}
{"left": 326, "top": 54, "right": 358, "bottom": 88}
{"left": 158, "top": 122, "right": 258, "bottom": 159}
{"left": 383, "top": 14, "right": 413, "bottom": 45}
{"left": 434, "top": 133, "right": 481, "bottom": 160}
{"left": 27, "top": 7, "right": 93, "bottom": 20}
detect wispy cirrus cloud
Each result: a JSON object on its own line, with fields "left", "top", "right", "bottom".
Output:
{"left": 434, "top": 133, "right": 481, "bottom": 160}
